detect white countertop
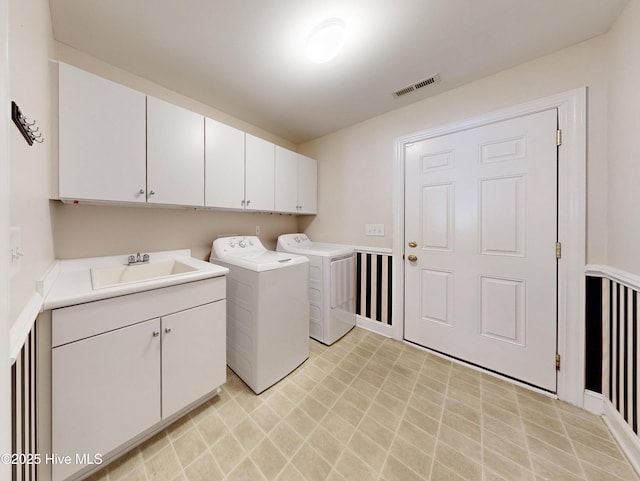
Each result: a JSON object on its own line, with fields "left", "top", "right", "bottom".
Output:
{"left": 43, "top": 249, "right": 229, "bottom": 310}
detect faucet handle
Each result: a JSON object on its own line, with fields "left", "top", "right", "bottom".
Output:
{"left": 142, "top": 253, "right": 150, "bottom": 262}
{"left": 128, "top": 255, "right": 135, "bottom": 265}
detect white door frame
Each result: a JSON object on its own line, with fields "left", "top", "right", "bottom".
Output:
{"left": 391, "top": 88, "right": 587, "bottom": 406}
{"left": 1, "top": 0, "right": 12, "bottom": 476}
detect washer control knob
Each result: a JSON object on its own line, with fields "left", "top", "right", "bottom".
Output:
{"left": 239, "top": 239, "right": 247, "bottom": 248}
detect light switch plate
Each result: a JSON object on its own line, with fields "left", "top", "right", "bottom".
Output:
{"left": 365, "top": 224, "right": 385, "bottom": 236}
{"left": 10, "top": 226, "right": 22, "bottom": 276}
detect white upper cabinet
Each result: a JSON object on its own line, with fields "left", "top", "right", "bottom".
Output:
{"left": 57, "top": 64, "right": 316, "bottom": 213}
{"left": 274, "top": 146, "right": 299, "bottom": 213}
{"left": 147, "top": 97, "right": 205, "bottom": 207}
{"left": 275, "top": 149, "right": 317, "bottom": 214}
{"left": 297, "top": 154, "right": 317, "bottom": 214}
{"left": 205, "top": 118, "right": 245, "bottom": 209}
{"left": 245, "top": 134, "right": 275, "bottom": 211}
{"left": 58, "top": 62, "right": 146, "bottom": 203}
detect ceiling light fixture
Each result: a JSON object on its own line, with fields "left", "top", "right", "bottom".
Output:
{"left": 306, "top": 18, "right": 346, "bottom": 63}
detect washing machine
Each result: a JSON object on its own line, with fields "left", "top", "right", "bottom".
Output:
{"left": 277, "top": 233, "right": 356, "bottom": 345}
{"left": 211, "top": 236, "right": 309, "bottom": 394}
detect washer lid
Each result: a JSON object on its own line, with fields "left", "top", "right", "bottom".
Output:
{"left": 277, "top": 234, "right": 354, "bottom": 257}
{"left": 212, "top": 236, "right": 308, "bottom": 271}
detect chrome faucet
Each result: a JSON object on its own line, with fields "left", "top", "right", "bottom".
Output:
{"left": 127, "top": 252, "right": 150, "bottom": 266}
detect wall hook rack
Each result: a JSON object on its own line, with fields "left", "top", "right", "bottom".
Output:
{"left": 11, "top": 101, "right": 44, "bottom": 146}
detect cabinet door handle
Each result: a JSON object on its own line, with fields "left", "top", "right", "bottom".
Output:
{"left": 138, "top": 189, "right": 145, "bottom": 195}
{"left": 148, "top": 190, "right": 155, "bottom": 197}
{"left": 152, "top": 331, "right": 160, "bottom": 337}
{"left": 246, "top": 200, "right": 251, "bottom": 206}
{"left": 164, "top": 328, "right": 172, "bottom": 334}
{"left": 241, "top": 199, "right": 245, "bottom": 206}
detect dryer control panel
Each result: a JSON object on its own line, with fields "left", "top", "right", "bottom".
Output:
{"left": 277, "top": 233, "right": 311, "bottom": 250}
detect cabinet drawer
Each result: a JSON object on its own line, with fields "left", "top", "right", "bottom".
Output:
{"left": 53, "top": 277, "right": 225, "bottom": 347}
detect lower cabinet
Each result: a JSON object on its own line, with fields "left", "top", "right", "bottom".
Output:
{"left": 52, "top": 319, "right": 162, "bottom": 481}
{"left": 162, "top": 302, "right": 226, "bottom": 418}
{"left": 51, "top": 280, "right": 226, "bottom": 481}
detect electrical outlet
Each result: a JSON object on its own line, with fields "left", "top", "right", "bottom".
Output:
{"left": 365, "top": 224, "right": 385, "bottom": 236}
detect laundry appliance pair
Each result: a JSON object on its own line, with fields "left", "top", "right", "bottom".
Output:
{"left": 211, "top": 234, "right": 356, "bottom": 394}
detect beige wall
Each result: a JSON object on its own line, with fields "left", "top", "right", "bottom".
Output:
{"left": 51, "top": 204, "right": 298, "bottom": 261}
{"left": 9, "top": 0, "right": 56, "bottom": 324}
{"left": 299, "top": 35, "right": 610, "bottom": 265}
{"left": 607, "top": 1, "right": 640, "bottom": 276}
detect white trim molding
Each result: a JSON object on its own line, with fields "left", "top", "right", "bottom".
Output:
{"left": 604, "top": 398, "right": 640, "bottom": 476}
{"left": 392, "top": 88, "right": 587, "bottom": 405}
{"left": 583, "top": 389, "right": 605, "bottom": 415}
{"left": 356, "top": 315, "right": 393, "bottom": 338}
{"left": 1, "top": 0, "right": 11, "bottom": 476}
{"left": 9, "top": 260, "right": 60, "bottom": 365}
{"left": 586, "top": 264, "right": 640, "bottom": 292}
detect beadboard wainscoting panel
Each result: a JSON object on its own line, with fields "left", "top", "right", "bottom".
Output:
{"left": 602, "top": 277, "right": 639, "bottom": 434}
{"left": 11, "top": 322, "right": 37, "bottom": 481}
{"left": 355, "top": 251, "right": 392, "bottom": 325}
{"left": 586, "top": 276, "right": 603, "bottom": 393}
{"left": 586, "top": 268, "right": 640, "bottom": 474}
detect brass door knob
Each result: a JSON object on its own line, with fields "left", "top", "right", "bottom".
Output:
{"left": 407, "top": 255, "right": 418, "bottom": 262}
{"left": 408, "top": 241, "right": 417, "bottom": 248}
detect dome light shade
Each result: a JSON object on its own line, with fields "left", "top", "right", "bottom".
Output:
{"left": 306, "top": 18, "right": 346, "bottom": 63}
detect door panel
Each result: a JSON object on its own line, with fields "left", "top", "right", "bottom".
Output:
{"left": 405, "top": 109, "right": 558, "bottom": 391}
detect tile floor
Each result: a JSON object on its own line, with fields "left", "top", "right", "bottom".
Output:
{"left": 85, "top": 327, "right": 639, "bottom": 481}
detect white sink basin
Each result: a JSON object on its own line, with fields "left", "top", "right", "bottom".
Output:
{"left": 90, "top": 260, "right": 198, "bottom": 289}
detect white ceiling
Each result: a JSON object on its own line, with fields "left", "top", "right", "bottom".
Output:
{"left": 49, "top": 0, "right": 628, "bottom": 144}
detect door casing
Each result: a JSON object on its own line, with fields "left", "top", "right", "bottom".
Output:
{"left": 391, "top": 88, "right": 587, "bottom": 406}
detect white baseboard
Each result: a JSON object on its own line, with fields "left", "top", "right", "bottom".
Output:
{"left": 583, "top": 389, "right": 604, "bottom": 415}
{"left": 603, "top": 398, "right": 640, "bottom": 476}
{"left": 356, "top": 315, "right": 392, "bottom": 338}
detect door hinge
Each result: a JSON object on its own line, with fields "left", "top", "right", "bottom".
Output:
{"left": 556, "top": 129, "right": 562, "bottom": 146}
{"left": 555, "top": 353, "right": 561, "bottom": 371}
{"left": 555, "top": 242, "right": 562, "bottom": 259}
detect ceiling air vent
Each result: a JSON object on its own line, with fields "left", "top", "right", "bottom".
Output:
{"left": 393, "top": 74, "right": 441, "bottom": 98}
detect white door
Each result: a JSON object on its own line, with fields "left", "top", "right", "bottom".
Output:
{"left": 147, "top": 96, "right": 205, "bottom": 206}
{"left": 404, "top": 109, "right": 558, "bottom": 391}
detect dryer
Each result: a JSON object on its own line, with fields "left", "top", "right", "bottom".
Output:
{"left": 211, "top": 236, "right": 309, "bottom": 394}
{"left": 277, "top": 233, "right": 356, "bottom": 345}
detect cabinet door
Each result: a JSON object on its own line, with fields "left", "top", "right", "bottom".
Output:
{"left": 205, "top": 118, "right": 245, "bottom": 209}
{"left": 58, "top": 62, "right": 146, "bottom": 203}
{"left": 162, "top": 301, "right": 226, "bottom": 418}
{"left": 297, "top": 154, "right": 318, "bottom": 214}
{"left": 52, "top": 319, "right": 161, "bottom": 481}
{"left": 274, "top": 146, "right": 299, "bottom": 213}
{"left": 245, "top": 134, "right": 275, "bottom": 211}
{"left": 147, "top": 97, "right": 205, "bottom": 206}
